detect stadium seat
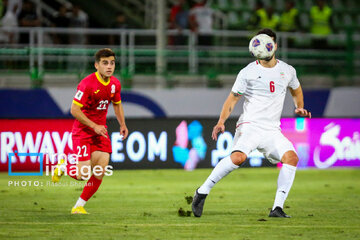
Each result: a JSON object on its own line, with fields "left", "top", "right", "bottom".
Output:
{"left": 240, "top": 11, "right": 252, "bottom": 28}
{"left": 230, "top": 0, "right": 242, "bottom": 10}
{"left": 262, "top": 0, "right": 272, "bottom": 8}
{"left": 356, "top": 15, "right": 360, "bottom": 31}
{"left": 245, "top": 0, "right": 255, "bottom": 11}
{"left": 274, "top": 0, "right": 285, "bottom": 12}
{"left": 303, "top": 0, "right": 314, "bottom": 10}
{"left": 299, "top": 13, "right": 310, "bottom": 31}
{"left": 216, "top": 0, "right": 230, "bottom": 11}
{"left": 236, "top": 0, "right": 249, "bottom": 11}
{"left": 331, "top": 0, "right": 344, "bottom": 11}
{"left": 332, "top": 13, "right": 342, "bottom": 30}
{"left": 227, "top": 11, "right": 241, "bottom": 28}
{"left": 342, "top": 14, "right": 354, "bottom": 28}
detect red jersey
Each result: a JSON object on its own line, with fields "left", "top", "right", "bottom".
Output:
{"left": 72, "top": 72, "right": 121, "bottom": 139}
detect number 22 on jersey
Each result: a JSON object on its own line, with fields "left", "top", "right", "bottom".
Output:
{"left": 97, "top": 100, "right": 109, "bottom": 110}
{"left": 77, "top": 145, "right": 88, "bottom": 157}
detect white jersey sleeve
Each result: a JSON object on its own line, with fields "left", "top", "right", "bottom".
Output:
{"left": 288, "top": 65, "right": 300, "bottom": 90}
{"left": 231, "top": 69, "right": 247, "bottom": 95}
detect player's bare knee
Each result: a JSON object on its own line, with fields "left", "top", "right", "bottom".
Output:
{"left": 230, "top": 151, "right": 247, "bottom": 166}
{"left": 79, "top": 165, "right": 91, "bottom": 180}
{"left": 92, "top": 165, "right": 106, "bottom": 179}
{"left": 282, "top": 151, "right": 299, "bottom": 166}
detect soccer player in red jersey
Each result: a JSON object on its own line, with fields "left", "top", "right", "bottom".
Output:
{"left": 52, "top": 48, "right": 128, "bottom": 214}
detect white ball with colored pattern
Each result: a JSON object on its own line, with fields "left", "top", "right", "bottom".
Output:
{"left": 249, "top": 34, "right": 276, "bottom": 60}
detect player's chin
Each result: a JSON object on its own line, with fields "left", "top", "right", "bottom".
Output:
{"left": 259, "top": 54, "right": 274, "bottom": 62}
{"left": 105, "top": 71, "right": 114, "bottom": 77}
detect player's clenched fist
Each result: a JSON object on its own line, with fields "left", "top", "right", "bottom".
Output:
{"left": 212, "top": 123, "right": 225, "bottom": 141}
{"left": 120, "top": 125, "right": 129, "bottom": 140}
{"left": 93, "top": 124, "right": 108, "bottom": 138}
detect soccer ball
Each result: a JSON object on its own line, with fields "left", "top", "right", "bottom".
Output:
{"left": 249, "top": 34, "right": 276, "bottom": 60}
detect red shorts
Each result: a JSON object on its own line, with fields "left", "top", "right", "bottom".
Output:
{"left": 72, "top": 135, "right": 112, "bottom": 161}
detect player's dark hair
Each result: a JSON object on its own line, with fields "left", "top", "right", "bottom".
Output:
{"left": 257, "top": 28, "right": 277, "bottom": 43}
{"left": 95, "top": 48, "right": 116, "bottom": 62}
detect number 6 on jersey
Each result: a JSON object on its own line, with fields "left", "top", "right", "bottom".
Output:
{"left": 270, "top": 81, "right": 275, "bottom": 93}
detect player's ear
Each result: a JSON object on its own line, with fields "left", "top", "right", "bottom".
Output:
{"left": 94, "top": 62, "right": 99, "bottom": 70}
{"left": 275, "top": 43, "right": 278, "bottom": 51}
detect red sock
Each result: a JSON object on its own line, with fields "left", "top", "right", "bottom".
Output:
{"left": 80, "top": 175, "right": 102, "bottom": 201}
{"left": 66, "top": 164, "right": 79, "bottom": 180}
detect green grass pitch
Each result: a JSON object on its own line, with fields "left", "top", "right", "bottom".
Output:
{"left": 0, "top": 168, "right": 359, "bottom": 239}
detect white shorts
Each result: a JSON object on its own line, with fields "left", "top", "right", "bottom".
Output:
{"left": 232, "top": 123, "right": 296, "bottom": 164}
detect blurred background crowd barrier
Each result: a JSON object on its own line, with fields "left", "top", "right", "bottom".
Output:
{"left": 0, "top": 28, "right": 359, "bottom": 88}
{"left": 0, "top": 0, "right": 359, "bottom": 88}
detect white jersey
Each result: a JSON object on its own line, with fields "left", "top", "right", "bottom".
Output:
{"left": 189, "top": 6, "right": 213, "bottom": 34}
{"left": 231, "top": 59, "right": 300, "bottom": 130}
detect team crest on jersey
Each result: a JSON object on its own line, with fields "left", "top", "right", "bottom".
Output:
{"left": 74, "top": 90, "right": 83, "bottom": 100}
{"left": 111, "top": 84, "right": 115, "bottom": 94}
{"left": 280, "top": 72, "right": 285, "bottom": 79}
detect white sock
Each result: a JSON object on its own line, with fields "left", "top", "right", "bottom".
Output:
{"left": 59, "top": 164, "right": 67, "bottom": 173}
{"left": 272, "top": 164, "right": 297, "bottom": 210}
{"left": 74, "top": 197, "right": 87, "bottom": 208}
{"left": 198, "top": 156, "right": 239, "bottom": 194}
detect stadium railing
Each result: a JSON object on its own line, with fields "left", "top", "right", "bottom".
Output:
{"left": 0, "top": 27, "right": 359, "bottom": 88}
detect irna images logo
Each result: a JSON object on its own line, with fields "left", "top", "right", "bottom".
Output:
{"left": 8, "top": 151, "right": 44, "bottom": 176}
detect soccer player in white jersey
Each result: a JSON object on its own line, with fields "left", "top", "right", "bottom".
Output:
{"left": 192, "top": 28, "right": 311, "bottom": 218}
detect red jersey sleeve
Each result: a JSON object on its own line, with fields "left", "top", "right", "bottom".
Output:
{"left": 111, "top": 80, "right": 122, "bottom": 104}
{"left": 73, "top": 79, "right": 91, "bottom": 108}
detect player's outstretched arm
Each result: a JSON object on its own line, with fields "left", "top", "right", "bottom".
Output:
{"left": 212, "top": 92, "right": 241, "bottom": 141}
{"left": 290, "top": 86, "right": 311, "bottom": 118}
{"left": 70, "top": 102, "right": 108, "bottom": 138}
{"left": 113, "top": 102, "right": 128, "bottom": 140}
